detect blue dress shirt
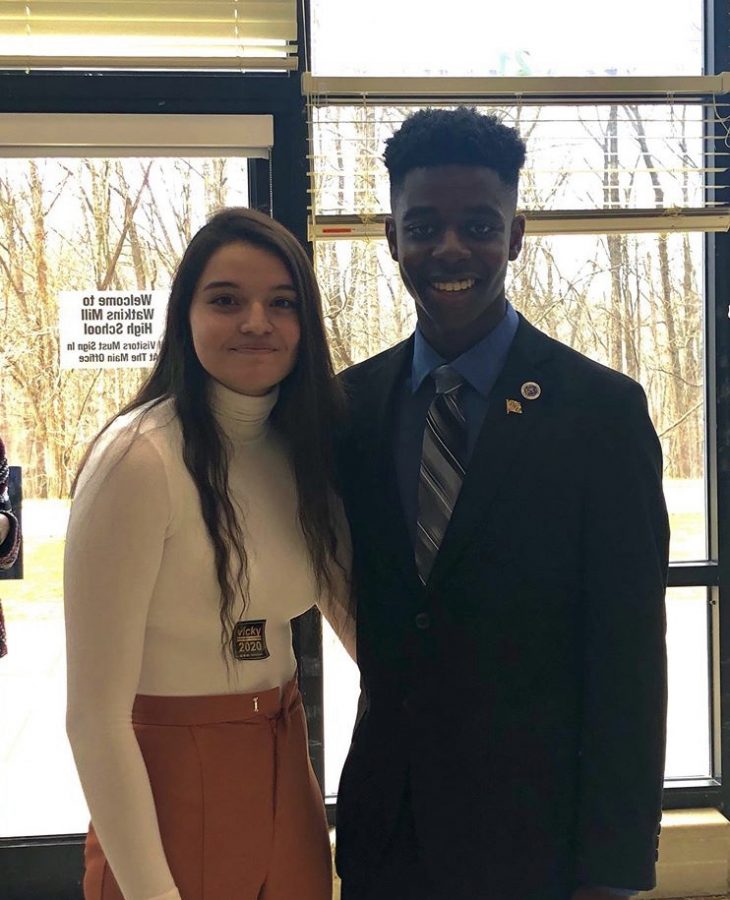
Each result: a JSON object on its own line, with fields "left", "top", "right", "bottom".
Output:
{"left": 394, "top": 301, "right": 519, "bottom": 540}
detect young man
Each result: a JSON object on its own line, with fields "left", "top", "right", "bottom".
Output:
{"left": 335, "top": 108, "right": 669, "bottom": 900}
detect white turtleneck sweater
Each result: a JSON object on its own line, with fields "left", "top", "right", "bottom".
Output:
{"left": 64, "top": 382, "right": 354, "bottom": 900}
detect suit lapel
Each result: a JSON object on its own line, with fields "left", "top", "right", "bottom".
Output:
{"left": 429, "top": 317, "right": 557, "bottom": 585}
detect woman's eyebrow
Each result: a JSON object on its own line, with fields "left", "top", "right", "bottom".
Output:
{"left": 200, "top": 280, "right": 296, "bottom": 292}
{"left": 200, "top": 280, "right": 239, "bottom": 291}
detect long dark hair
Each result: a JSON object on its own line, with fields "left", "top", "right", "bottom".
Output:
{"left": 76, "top": 207, "right": 345, "bottom": 656}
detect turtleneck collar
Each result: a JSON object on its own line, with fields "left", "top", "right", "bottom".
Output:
{"left": 209, "top": 379, "right": 278, "bottom": 443}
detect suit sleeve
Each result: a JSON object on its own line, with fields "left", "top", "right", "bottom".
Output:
{"left": 316, "top": 495, "right": 357, "bottom": 662}
{"left": 575, "top": 381, "right": 669, "bottom": 890}
{"left": 65, "top": 430, "right": 182, "bottom": 900}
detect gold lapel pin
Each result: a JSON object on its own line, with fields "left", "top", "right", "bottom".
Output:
{"left": 506, "top": 399, "right": 523, "bottom": 414}
{"left": 521, "top": 381, "right": 541, "bottom": 400}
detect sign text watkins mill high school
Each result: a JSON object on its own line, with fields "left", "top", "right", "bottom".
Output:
{"left": 59, "top": 290, "right": 169, "bottom": 370}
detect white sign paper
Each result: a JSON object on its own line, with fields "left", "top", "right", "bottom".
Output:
{"left": 59, "top": 290, "right": 168, "bottom": 369}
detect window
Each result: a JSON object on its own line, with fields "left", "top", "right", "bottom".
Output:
{"left": 315, "top": 229, "right": 706, "bottom": 561}
{"left": 0, "top": 67, "right": 310, "bottom": 891}
{"left": 0, "top": 8, "right": 728, "bottom": 896}
{"left": 0, "top": 1, "right": 298, "bottom": 70}
{"left": 308, "top": 0, "right": 723, "bottom": 802}
{"left": 0, "top": 114, "right": 272, "bottom": 839}
{"left": 311, "top": 0, "right": 702, "bottom": 77}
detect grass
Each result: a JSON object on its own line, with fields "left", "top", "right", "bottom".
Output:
{"left": 669, "top": 512, "right": 706, "bottom": 561}
{"left": 2, "top": 538, "right": 64, "bottom": 621}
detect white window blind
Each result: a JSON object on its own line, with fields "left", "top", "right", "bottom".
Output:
{"left": 0, "top": 113, "right": 274, "bottom": 157}
{"left": 0, "top": 1, "right": 297, "bottom": 71}
{"left": 306, "top": 77, "right": 730, "bottom": 237}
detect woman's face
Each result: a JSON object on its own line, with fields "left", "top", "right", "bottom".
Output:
{"left": 189, "top": 241, "right": 302, "bottom": 396}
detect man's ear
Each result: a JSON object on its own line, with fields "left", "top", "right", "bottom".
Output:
{"left": 385, "top": 216, "right": 399, "bottom": 261}
{"left": 509, "top": 214, "right": 526, "bottom": 261}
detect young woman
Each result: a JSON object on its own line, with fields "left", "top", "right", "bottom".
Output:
{"left": 64, "top": 208, "right": 354, "bottom": 900}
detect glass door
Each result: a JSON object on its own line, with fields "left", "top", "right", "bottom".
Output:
{"left": 0, "top": 113, "right": 273, "bottom": 895}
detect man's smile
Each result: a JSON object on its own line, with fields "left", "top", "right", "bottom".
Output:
{"left": 429, "top": 278, "right": 478, "bottom": 293}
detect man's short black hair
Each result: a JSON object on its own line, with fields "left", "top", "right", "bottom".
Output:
{"left": 384, "top": 107, "right": 526, "bottom": 191}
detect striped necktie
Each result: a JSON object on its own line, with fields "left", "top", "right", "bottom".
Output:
{"left": 415, "top": 365, "right": 467, "bottom": 584}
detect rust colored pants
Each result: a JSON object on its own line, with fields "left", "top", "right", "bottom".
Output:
{"left": 84, "top": 677, "right": 332, "bottom": 900}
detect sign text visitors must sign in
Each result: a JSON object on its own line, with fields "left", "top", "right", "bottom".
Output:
{"left": 59, "top": 290, "right": 168, "bottom": 369}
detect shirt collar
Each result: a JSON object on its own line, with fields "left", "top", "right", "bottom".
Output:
{"left": 411, "top": 301, "right": 519, "bottom": 398}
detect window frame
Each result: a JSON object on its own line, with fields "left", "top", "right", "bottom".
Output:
{"left": 1, "top": 0, "right": 729, "bottom": 894}
{"left": 303, "top": 0, "right": 730, "bottom": 816}
{"left": 0, "top": 66, "right": 314, "bottom": 900}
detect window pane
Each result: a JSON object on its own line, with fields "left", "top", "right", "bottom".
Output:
{"left": 665, "top": 586, "right": 711, "bottom": 780}
{"left": 511, "top": 231, "right": 706, "bottom": 562}
{"left": 312, "top": 0, "right": 702, "bottom": 77}
{"left": 323, "top": 568, "right": 711, "bottom": 796}
{"left": 0, "top": 156, "right": 248, "bottom": 838}
{"left": 317, "top": 238, "right": 416, "bottom": 372}
{"left": 0, "top": 4, "right": 297, "bottom": 69}
{"left": 323, "top": 583, "right": 713, "bottom": 794}
{"left": 316, "top": 233, "right": 706, "bottom": 563}
{"left": 313, "top": 104, "right": 710, "bottom": 216}
{"left": 323, "top": 619, "right": 359, "bottom": 797}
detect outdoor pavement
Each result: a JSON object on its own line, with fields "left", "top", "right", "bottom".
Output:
{"left": 0, "top": 616, "right": 88, "bottom": 836}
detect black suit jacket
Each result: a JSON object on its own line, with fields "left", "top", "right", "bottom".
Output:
{"left": 335, "top": 316, "right": 669, "bottom": 900}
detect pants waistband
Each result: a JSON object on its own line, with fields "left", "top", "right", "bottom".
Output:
{"left": 132, "top": 673, "right": 301, "bottom": 726}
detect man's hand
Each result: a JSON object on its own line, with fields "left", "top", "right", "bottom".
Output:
{"left": 0, "top": 513, "right": 10, "bottom": 545}
{"left": 571, "top": 889, "right": 634, "bottom": 900}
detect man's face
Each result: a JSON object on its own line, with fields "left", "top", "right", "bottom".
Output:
{"left": 386, "top": 165, "right": 525, "bottom": 355}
